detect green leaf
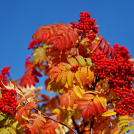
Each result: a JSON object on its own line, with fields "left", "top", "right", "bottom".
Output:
{"left": 4, "top": 116, "right": 12, "bottom": 126}
{"left": 118, "top": 120, "right": 130, "bottom": 126}
{"left": 76, "top": 55, "right": 86, "bottom": 66}
{"left": 0, "top": 127, "right": 10, "bottom": 134}
{"left": 32, "top": 47, "right": 46, "bottom": 64}
{"left": 67, "top": 58, "right": 78, "bottom": 66}
{"left": 120, "top": 126, "right": 134, "bottom": 133}
{"left": 11, "top": 121, "right": 24, "bottom": 134}
{"left": 0, "top": 114, "right": 5, "bottom": 121}
{"left": 86, "top": 58, "right": 92, "bottom": 66}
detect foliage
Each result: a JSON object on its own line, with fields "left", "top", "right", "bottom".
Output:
{"left": 0, "top": 11, "right": 134, "bottom": 134}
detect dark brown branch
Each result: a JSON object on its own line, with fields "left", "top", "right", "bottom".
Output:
{"left": 71, "top": 116, "right": 81, "bottom": 134}
{"left": 86, "top": 76, "right": 100, "bottom": 90}
{"left": 90, "top": 114, "right": 95, "bottom": 134}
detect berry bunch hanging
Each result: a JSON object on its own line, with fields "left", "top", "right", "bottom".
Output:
{"left": 71, "top": 11, "right": 99, "bottom": 41}
{"left": 90, "top": 44, "right": 134, "bottom": 116}
{"left": 0, "top": 88, "right": 18, "bottom": 115}
{"left": 0, "top": 66, "right": 11, "bottom": 86}
{"left": 28, "top": 38, "right": 42, "bottom": 49}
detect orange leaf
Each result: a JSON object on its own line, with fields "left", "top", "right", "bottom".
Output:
{"left": 81, "top": 67, "right": 87, "bottom": 85}
{"left": 53, "top": 121, "right": 60, "bottom": 130}
{"left": 17, "top": 99, "right": 26, "bottom": 104}
{"left": 67, "top": 71, "right": 74, "bottom": 87}
{"left": 25, "top": 102, "right": 36, "bottom": 109}
{"left": 56, "top": 73, "right": 63, "bottom": 83}
{"left": 31, "top": 125, "right": 38, "bottom": 134}
{"left": 61, "top": 72, "right": 67, "bottom": 85}
{"left": 35, "top": 119, "right": 45, "bottom": 128}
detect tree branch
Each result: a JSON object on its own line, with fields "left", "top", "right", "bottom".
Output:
{"left": 71, "top": 116, "right": 81, "bottom": 134}
{"left": 90, "top": 114, "right": 95, "bottom": 134}
{"left": 33, "top": 108, "right": 77, "bottom": 134}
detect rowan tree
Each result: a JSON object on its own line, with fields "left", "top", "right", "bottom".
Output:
{"left": 0, "top": 11, "right": 134, "bottom": 134}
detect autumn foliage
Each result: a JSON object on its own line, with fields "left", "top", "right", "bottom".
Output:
{"left": 1, "top": 11, "right": 134, "bottom": 134}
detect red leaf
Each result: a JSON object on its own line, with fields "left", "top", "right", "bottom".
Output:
{"left": 82, "top": 107, "right": 89, "bottom": 119}
{"left": 53, "top": 41, "right": 58, "bottom": 50}
{"left": 77, "top": 104, "right": 88, "bottom": 110}
{"left": 91, "top": 42, "right": 98, "bottom": 52}
{"left": 32, "top": 68, "right": 42, "bottom": 77}
{"left": 43, "top": 32, "right": 47, "bottom": 43}
{"left": 58, "top": 39, "right": 62, "bottom": 51}
{"left": 103, "top": 41, "right": 109, "bottom": 53}
{"left": 107, "top": 47, "right": 112, "bottom": 58}
{"left": 65, "top": 33, "right": 72, "bottom": 49}
{"left": 61, "top": 37, "right": 66, "bottom": 51}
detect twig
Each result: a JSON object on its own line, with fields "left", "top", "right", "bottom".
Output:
{"left": 71, "top": 116, "right": 81, "bottom": 134}
{"left": 86, "top": 76, "right": 100, "bottom": 90}
{"left": 90, "top": 114, "right": 95, "bottom": 134}
{"left": 76, "top": 47, "right": 79, "bottom": 56}
{"left": 33, "top": 108, "right": 77, "bottom": 134}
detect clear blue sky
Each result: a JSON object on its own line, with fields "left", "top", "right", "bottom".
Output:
{"left": 0, "top": 1, "right": 134, "bottom": 94}
{"left": 0, "top": 1, "right": 134, "bottom": 133}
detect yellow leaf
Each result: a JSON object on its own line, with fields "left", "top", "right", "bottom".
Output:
{"left": 61, "top": 72, "right": 67, "bottom": 85}
{"left": 97, "top": 95, "right": 107, "bottom": 109}
{"left": 56, "top": 73, "right": 63, "bottom": 83}
{"left": 73, "top": 86, "right": 83, "bottom": 98}
{"left": 58, "top": 64, "right": 66, "bottom": 71}
{"left": 81, "top": 67, "right": 87, "bottom": 85}
{"left": 102, "top": 110, "right": 116, "bottom": 116}
{"left": 88, "top": 67, "right": 94, "bottom": 83}
{"left": 67, "top": 71, "right": 74, "bottom": 87}
{"left": 119, "top": 115, "right": 132, "bottom": 120}
{"left": 75, "top": 69, "right": 82, "bottom": 87}
{"left": 81, "top": 37, "right": 90, "bottom": 44}
{"left": 60, "top": 62, "right": 71, "bottom": 70}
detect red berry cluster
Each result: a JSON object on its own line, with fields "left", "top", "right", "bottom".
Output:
{"left": 91, "top": 45, "right": 134, "bottom": 116}
{"left": 1, "top": 66, "right": 10, "bottom": 75}
{"left": 25, "top": 55, "right": 31, "bottom": 66}
{"left": 71, "top": 11, "right": 99, "bottom": 41}
{"left": 71, "top": 65, "right": 79, "bottom": 72}
{"left": 0, "top": 66, "right": 11, "bottom": 87}
{"left": 28, "top": 38, "right": 42, "bottom": 49}
{"left": 0, "top": 88, "right": 18, "bottom": 115}
{"left": 114, "top": 43, "right": 131, "bottom": 60}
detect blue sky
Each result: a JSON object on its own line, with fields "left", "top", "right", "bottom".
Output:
{"left": 0, "top": 1, "right": 134, "bottom": 133}
{"left": 0, "top": 0, "right": 134, "bottom": 96}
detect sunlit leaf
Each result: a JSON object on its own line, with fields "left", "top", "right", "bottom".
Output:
{"left": 102, "top": 110, "right": 116, "bottom": 116}
{"left": 76, "top": 55, "right": 86, "bottom": 66}
{"left": 120, "top": 126, "right": 134, "bottom": 133}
